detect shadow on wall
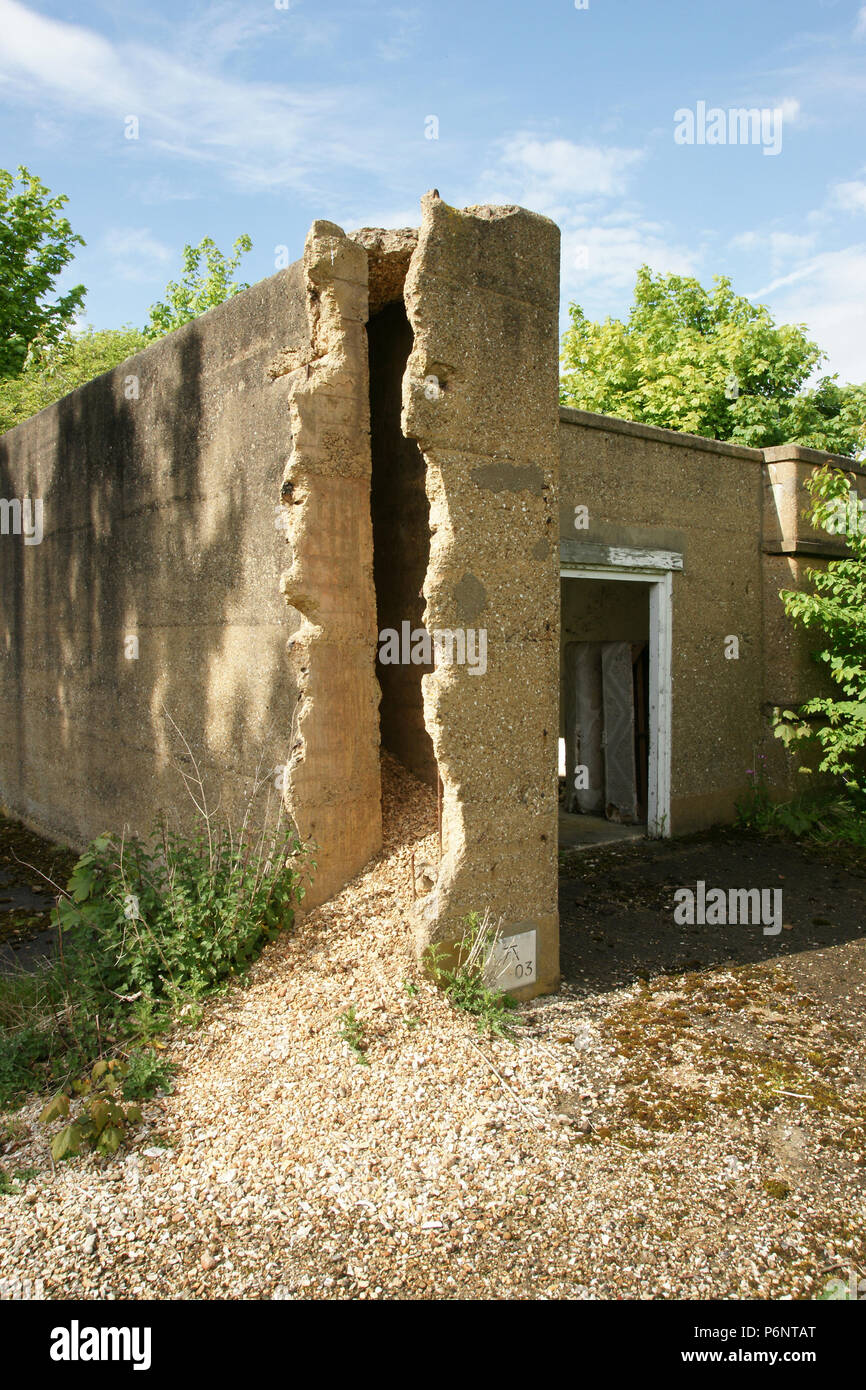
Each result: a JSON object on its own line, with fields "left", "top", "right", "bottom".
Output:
{"left": 0, "top": 295, "right": 299, "bottom": 851}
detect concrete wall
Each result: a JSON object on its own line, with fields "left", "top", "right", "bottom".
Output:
{"left": 404, "top": 196, "right": 562, "bottom": 999}
{"left": 0, "top": 268, "right": 309, "bottom": 852}
{"left": 558, "top": 410, "right": 862, "bottom": 830}
{"left": 0, "top": 242, "right": 383, "bottom": 908}
{"left": 272, "top": 222, "right": 382, "bottom": 905}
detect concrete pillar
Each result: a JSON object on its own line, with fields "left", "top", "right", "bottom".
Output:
{"left": 402, "top": 196, "right": 562, "bottom": 1000}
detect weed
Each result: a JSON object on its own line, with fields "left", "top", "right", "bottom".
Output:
{"left": 0, "top": 719, "right": 313, "bottom": 1113}
{"left": 121, "top": 1049, "right": 177, "bottom": 1101}
{"left": 40, "top": 1059, "right": 144, "bottom": 1161}
{"left": 339, "top": 1005, "right": 369, "bottom": 1064}
{"left": 426, "top": 910, "right": 520, "bottom": 1039}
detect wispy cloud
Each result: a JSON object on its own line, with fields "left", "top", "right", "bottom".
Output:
{"left": 0, "top": 0, "right": 387, "bottom": 195}
{"left": 484, "top": 134, "right": 645, "bottom": 215}
{"left": 377, "top": 7, "right": 422, "bottom": 63}
{"left": 832, "top": 178, "right": 866, "bottom": 212}
{"left": 753, "top": 246, "right": 866, "bottom": 384}
{"left": 100, "top": 227, "right": 175, "bottom": 282}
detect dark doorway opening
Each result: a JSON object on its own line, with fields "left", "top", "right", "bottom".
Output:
{"left": 367, "top": 300, "right": 437, "bottom": 787}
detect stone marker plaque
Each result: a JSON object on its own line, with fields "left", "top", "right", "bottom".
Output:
{"left": 484, "top": 928, "right": 537, "bottom": 992}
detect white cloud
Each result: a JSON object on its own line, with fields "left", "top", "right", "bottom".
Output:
{"left": 377, "top": 7, "right": 422, "bottom": 62}
{"left": 832, "top": 178, "right": 866, "bottom": 212}
{"left": 754, "top": 246, "right": 866, "bottom": 383}
{"left": 487, "top": 135, "right": 644, "bottom": 214}
{"left": 0, "top": 0, "right": 386, "bottom": 195}
{"left": 856, "top": 6, "right": 866, "bottom": 38}
{"left": 100, "top": 228, "right": 174, "bottom": 282}
{"left": 730, "top": 229, "right": 818, "bottom": 276}
{"left": 560, "top": 220, "right": 699, "bottom": 311}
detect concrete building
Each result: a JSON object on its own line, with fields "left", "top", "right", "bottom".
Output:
{"left": 1, "top": 193, "right": 862, "bottom": 1000}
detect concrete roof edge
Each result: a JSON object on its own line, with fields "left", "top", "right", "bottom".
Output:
{"left": 763, "top": 443, "right": 866, "bottom": 474}
{"left": 558, "top": 405, "right": 763, "bottom": 461}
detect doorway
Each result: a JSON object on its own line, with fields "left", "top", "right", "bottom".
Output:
{"left": 560, "top": 565, "right": 672, "bottom": 844}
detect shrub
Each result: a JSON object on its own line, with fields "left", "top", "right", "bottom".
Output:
{"left": 775, "top": 463, "right": 866, "bottom": 799}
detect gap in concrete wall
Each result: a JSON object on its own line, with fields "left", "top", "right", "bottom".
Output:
{"left": 560, "top": 576, "right": 650, "bottom": 849}
{"left": 367, "top": 299, "right": 437, "bottom": 787}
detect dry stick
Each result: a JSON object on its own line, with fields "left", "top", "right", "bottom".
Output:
{"left": 410, "top": 850, "right": 417, "bottom": 902}
{"left": 437, "top": 774, "right": 442, "bottom": 858}
{"left": 464, "top": 1036, "right": 543, "bottom": 1128}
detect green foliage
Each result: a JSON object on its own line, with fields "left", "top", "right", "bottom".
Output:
{"left": 39, "top": 1059, "right": 143, "bottom": 1161}
{"left": 144, "top": 234, "right": 253, "bottom": 340}
{"left": 0, "top": 761, "right": 311, "bottom": 1112}
{"left": 56, "top": 815, "right": 303, "bottom": 1006}
{"left": 426, "top": 911, "right": 520, "bottom": 1038}
{"left": 0, "top": 1165, "right": 36, "bottom": 1194}
{"left": 0, "top": 326, "right": 149, "bottom": 434}
{"left": 775, "top": 464, "right": 866, "bottom": 795}
{"left": 560, "top": 266, "right": 866, "bottom": 455}
{"left": 121, "top": 1048, "right": 177, "bottom": 1101}
{"left": 817, "top": 1276, "right": 854, "bottom": 1300}
{"left": 338, "top": 1005, "right": 370, "bottom": 1064}
{"left": 0, "top": 166, "right": 86, "bottom": 380}
{"left": 735, "top": 756, "right": 866, "bottom": 846}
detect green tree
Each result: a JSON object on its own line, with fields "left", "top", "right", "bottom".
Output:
{"left": 0, "top": 166, "right": 86, "bottom": 379}
{"left": 775, "top": 464, "right": 866, "bottom": 797}
{"left": 0, "top": 326, "right": 150, "bottom": 434}
{"left": 560, "top": 266, "right": 866, "bottom": 456}
{"left": 144, "top": 234, "right": 253, "bottom": 340}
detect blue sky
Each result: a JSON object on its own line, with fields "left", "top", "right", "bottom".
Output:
{"left": 2, "top": 0, "right": 866, "bottom": 382}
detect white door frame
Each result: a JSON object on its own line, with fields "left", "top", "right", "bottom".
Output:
{"left": 560, "top": 553, "right": 676, "bottom": 838}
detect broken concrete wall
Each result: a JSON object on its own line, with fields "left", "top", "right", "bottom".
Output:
{"left": 0, "top": 238, "right": 382, "bottom": 912}
{"left": 272, "top": 222, "right": 382, "bottom": 905}
{"left": 402, "top": 196, "right": 562, "bottom": 1000}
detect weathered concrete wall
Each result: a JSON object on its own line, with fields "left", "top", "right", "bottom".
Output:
{"left": 272, "top": 222, "right": 382, "bottom": 905}
{"left": 558, "top": 410, "right": 860, "bottom": 828}
{"left": 403, "top": 195, "right": 562, "bottom": 1000}
{"left": 0, "top": 242, "right": 382, "bottom": 909}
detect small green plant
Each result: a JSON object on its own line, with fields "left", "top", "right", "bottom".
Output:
{"left": 0, "top": 725, "right": 313, "bottom": 1109}
{"left": 0, "top": 1165, "right": 38, "bottom": 1193}
{"left": 121, "top": 1048, "right": 177, "bottom": 1101}
{"left": 426, "top": 910, "right": 520, "bottom": 1039}
{"left": 40, "top": 1060, "right": 143, "bottom": 1161}
{"left": 735, "top": 760, "right": 866, "bottom": 845}
{"left": 339, "top": 1005, "right": 370, "bottom": 1065}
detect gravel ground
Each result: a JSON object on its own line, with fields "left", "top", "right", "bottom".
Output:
{"left": 1, "top": 758, "right": 865, "bottom": 1301}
